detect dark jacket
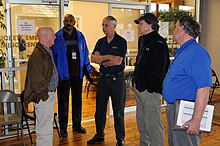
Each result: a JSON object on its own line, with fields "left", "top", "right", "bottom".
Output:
{"left": 134, "top": 31, "right": 170, "bottom": 94}
{"left": 24, "top": 42, "right": 53, "bottom": 104}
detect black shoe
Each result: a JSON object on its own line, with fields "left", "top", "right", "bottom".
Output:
{"left": 73, "top": 126, "right": 87, "bottom": 134}
{"left": 61, "top": 129, "right": 68, "bottom": 137}
{"left": 87, "top": 134, "right": 104, "bottom": 144}
{"left": 116, "top": 140, "right": 124, "bottom": 146}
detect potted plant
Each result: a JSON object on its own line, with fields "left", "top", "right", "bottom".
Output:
{"left": 0, "top": 0, "right": 6, "bottom": 68}
{"left": 0, "top": 49, "right": 6, "bottom": 68}
{"left": 0, "top": 0, "right": 6, "bottom": 30}
{"left": 158, "top": 8, "right": 192, "bottom": 56}
{"left": 0, "top": 0, "right": 6, "bottom": 90}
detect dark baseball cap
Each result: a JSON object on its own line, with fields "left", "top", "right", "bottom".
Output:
{"left": 134, "top": 13, "right": 159, "bottom": 24}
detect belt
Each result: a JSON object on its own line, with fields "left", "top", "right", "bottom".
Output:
{"left": 100, "top": 71, "right": 124, "bottom": 77}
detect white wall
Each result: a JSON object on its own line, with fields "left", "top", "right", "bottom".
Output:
{"left": 199, "top": 0, "right": 220, "bottom": 77}
{"left": 184, "top": 0, "right": 195, "bottom": 6}
{"left": 65, "top": 1, "right": 108, "bottom": 52}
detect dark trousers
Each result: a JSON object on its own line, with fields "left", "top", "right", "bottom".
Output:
{"left": 57, "top": 78, "right": 83, "bottom": 130}
{"left": 95, "top": 74, "right": 126, "bottom": 141}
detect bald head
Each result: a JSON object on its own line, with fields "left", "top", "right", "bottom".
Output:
{"left": 37, "top": 27, "right": 55, "bottom": 48}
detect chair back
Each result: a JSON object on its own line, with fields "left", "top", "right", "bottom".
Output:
{"left": 90, "top": 65, "right": 99, "bottom": 81}
{"left": 20, "top": 90, "right": 35, "bottom": 121}
{"left": 0, "top": 90, "right": 19, "bottom": 115}
{"left": 20, "top": 90, "right": 25, "bottom": 104}
{"left": 212, "top": 69, "right": 220, "bottom": 87}
{"left": 0, "top": 90, "right": 17, "bottom": 103}
{"left": 85, "top": 65, "right": 100, "bottom": 97}
{"left": 209, "top": 69, "right": 220, "bottom": 104}
{"left": 0, "top": 90, "right": 26, "bottom": 145}
{"left": 20, "top": 90, "right": 28, "bottom": 116}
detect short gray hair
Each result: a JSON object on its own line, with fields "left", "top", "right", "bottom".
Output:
{"left": 179, "top": 16, "right": 201, "bottom": 38}
{"left": 105, "top": 16, "right": 117, "bottom": 25}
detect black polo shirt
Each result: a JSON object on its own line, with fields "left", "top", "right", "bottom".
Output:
{"left": 93, "top": 32, "right": 127, "bottom": 74}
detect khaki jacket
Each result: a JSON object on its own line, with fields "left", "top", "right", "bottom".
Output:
{"left": 24, "top": 42, "right": 53, "bottom": 104}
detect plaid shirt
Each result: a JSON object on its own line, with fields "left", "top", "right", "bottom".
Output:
{"left": 44, "top": 45, "right": 59, "bottom": 91}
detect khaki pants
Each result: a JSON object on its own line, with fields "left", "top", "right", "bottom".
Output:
{"left": 134, "top": 88, "right": 164, "bottom": 146}
{"left": 35, "top": 92, "right": 56, "bottom": 146}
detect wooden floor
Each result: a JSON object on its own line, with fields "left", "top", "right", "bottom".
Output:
{"left": 0, "top": 88, "right": 220, "bottom": 146}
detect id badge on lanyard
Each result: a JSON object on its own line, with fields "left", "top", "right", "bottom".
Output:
{"left": 72, "top": 51, "right": 77, "bottom": 60}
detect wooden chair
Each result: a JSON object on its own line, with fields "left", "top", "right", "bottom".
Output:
{"left": 209, "top": 69, "right": 220, "bottom": 104}
{"left": 0, "top": 90, "right": 25, "bottom": 145}
{"left": 86, "top": 65, "right": 99, "bottom": 97}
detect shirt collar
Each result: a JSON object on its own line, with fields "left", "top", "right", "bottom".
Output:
{"left": 42, "top": 44, "right": 52, "bottom": 55}
{"left": 175, "top": 38, "right": 196, "bottom": 57}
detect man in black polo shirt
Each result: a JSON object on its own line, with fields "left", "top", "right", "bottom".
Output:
{"left": 87, "top": 16, "right": 127, "bottom": 146}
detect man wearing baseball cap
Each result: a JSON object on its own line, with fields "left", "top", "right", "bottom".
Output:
{"left": 133, "top": 13, "right": 170, "bottom": 146}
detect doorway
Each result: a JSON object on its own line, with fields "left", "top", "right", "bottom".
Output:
{"left": 2, "top": 2, "right": 60, "bottom": 93}
{"left": 63, "top": 1, "right": 149, "bottom": 120}
{"left": 109, "top": 4, "right": 147, "bottom": 114}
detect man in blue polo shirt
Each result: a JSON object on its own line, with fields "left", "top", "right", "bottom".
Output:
{"left": 163, "top": 16, "right": 212, "bottom": 146}
{"left": 87, "top": 16, "right": 127, "bottom": 146}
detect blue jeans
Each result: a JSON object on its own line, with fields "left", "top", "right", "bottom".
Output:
{"left": 95, "top": 73, "right": 126, "bottom": 141}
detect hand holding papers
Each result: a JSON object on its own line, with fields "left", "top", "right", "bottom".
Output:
{"left": 174, "top": 100, "right": 214, "bottom": 132}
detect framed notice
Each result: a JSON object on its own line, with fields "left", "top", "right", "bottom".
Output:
{"left": 173, "top": 100, "right": 214, "bottom": 132}
{"left": 122, "top": 30, "right": 134, "bottom": 41}
{"left": 17, "top": 20, "right": 35, "bottom": 35}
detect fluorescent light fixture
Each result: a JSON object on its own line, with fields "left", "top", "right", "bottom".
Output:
{"left": 42, "top": 0, "right": 57, "bottom": 3}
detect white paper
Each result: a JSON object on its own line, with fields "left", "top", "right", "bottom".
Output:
{"left": 122, "top": 30, "right": 134, "bottom": 41}
{"left": 159, "top": 21, "right": 169, "bottom": 38}
{"left": 176, "top": 100, "right": 214, "bottom": 132}
{"left": 17, "top": 20, "right": 35, "bottom": 35}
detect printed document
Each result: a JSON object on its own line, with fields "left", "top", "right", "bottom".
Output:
{"left": 176, "top": 100, "right": 214, "bottom": 132}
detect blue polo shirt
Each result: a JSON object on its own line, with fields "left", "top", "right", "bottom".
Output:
{"left": 93, "top": 32, "right": 127, "bottom": 74}
{"left": 162, "top": 38, "right": 212, "bottom": 104}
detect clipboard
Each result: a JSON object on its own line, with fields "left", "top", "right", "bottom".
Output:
{"left": 173, "top": 100, "right": 187, "bottom": 131}
{"left": 173, "top": 100, "right": 214, "bottom": 133}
